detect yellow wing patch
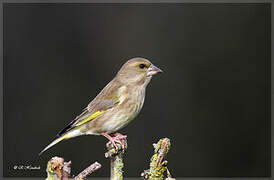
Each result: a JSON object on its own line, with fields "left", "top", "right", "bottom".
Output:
{"left": 75, "top": 110, "right": 105, "bottom": 126}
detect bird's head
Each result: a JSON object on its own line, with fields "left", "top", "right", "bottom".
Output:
{"left": 116, "top": 57, "right": 163, "bottom": 86}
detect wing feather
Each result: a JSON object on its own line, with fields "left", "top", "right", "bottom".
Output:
{"left": 57, "top": 80, "right": 123, "bottom": 137}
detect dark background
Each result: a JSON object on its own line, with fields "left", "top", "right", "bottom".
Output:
{"left": 3, "top": 3, "right": 270, "bottom": 177}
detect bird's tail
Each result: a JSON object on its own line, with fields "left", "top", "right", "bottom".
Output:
{"left": 39, "top": 130, "right": 80, "bottom": 156}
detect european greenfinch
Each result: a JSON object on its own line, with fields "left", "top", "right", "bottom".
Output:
{"left": 39, "top": 57, "right": 162, "bottom": 155}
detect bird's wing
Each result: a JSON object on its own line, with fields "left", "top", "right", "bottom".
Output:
{"left": 57, "top": 80, "right": 123, "bottom": 137}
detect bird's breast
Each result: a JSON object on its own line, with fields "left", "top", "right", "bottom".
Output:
{"left": 101, "top": 87, "right": 146, "bottom": 133}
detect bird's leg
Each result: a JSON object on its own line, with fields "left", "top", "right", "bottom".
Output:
{"left": 101, "top": 133, "right": 123, "bottom": 150}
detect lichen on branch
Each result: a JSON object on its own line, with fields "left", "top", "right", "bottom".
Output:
{"left": 105, "top": 137, "right": 127, "bottom": 180}
{"left": 45, "top": 156, "right": 101, "bottom": 180}
{"left": 141, "top": 138, "right": 174, "bottom": 180}
{"left": 46, "top": 157, "right": 64, "bottom": 180}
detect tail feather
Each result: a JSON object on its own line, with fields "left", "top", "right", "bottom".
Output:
{"left": 38, "top": 132, "right": 72, "bottom": 156}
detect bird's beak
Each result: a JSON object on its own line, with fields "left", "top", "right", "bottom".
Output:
{"left": 147, "top": 64, "right": 163, "bottom": 76}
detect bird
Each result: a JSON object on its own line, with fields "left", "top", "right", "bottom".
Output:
{"left": 39, "top": 57, "right": 162, "bottom": 155}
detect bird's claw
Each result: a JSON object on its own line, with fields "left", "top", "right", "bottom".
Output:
{"left": 102, "top": 132, "right": 127, "bottom": 151}
{"left": 107, "top": 135, "right": 126, "bottom": 150}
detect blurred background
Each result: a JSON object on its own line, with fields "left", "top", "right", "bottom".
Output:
{"left": 3, "top": 3, "right": 270, "bottom": 177}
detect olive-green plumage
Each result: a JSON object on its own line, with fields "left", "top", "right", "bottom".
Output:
{"left": 39, "top": 57, "right": 162, "bottom": 155}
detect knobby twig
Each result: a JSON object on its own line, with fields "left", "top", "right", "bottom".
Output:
{"left": 105, "top": 138, "right": 128, "bottom": 180}
{"left": 46, "top": 156, "right": 101, "bottom": 180}
{"left": 141, "top": 138, "right": 175, "bottom": 180}
{"left": 46, "top": 157, "right": 64, "bottom": 180}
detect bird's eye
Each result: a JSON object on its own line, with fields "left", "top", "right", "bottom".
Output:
{"left": 139, "top": 64, "right": 146, "bottom": 69}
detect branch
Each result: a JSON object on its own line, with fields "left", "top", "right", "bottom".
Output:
{"left": 46, "top": 157, "right": 64, "bottom": 180}
{"left": 62, "top": 161, "right": 71, "bottom": 180}
{"left": 46, "top": 157, "right": 101, "bottom": 180}
{"left": 74, "top": 162, "right": 102, "bottom": 180}
{"left": 105, "top": 137, "right": 127, "bottom": 180}
{"left": 141, "top": 138, "right": 175, "bottom": 180}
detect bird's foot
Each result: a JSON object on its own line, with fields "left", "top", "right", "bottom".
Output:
{"left": 113, "top": 132, "right": 127, "bottom": 140}
{"left": 107, "top": 136, "right": 122, "bottom": 150}
{"left": 102, "top": 133, "right": 127, "bottom": 150}
{"left": 108, "top": 133, "right": 127, "bottom": 150}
